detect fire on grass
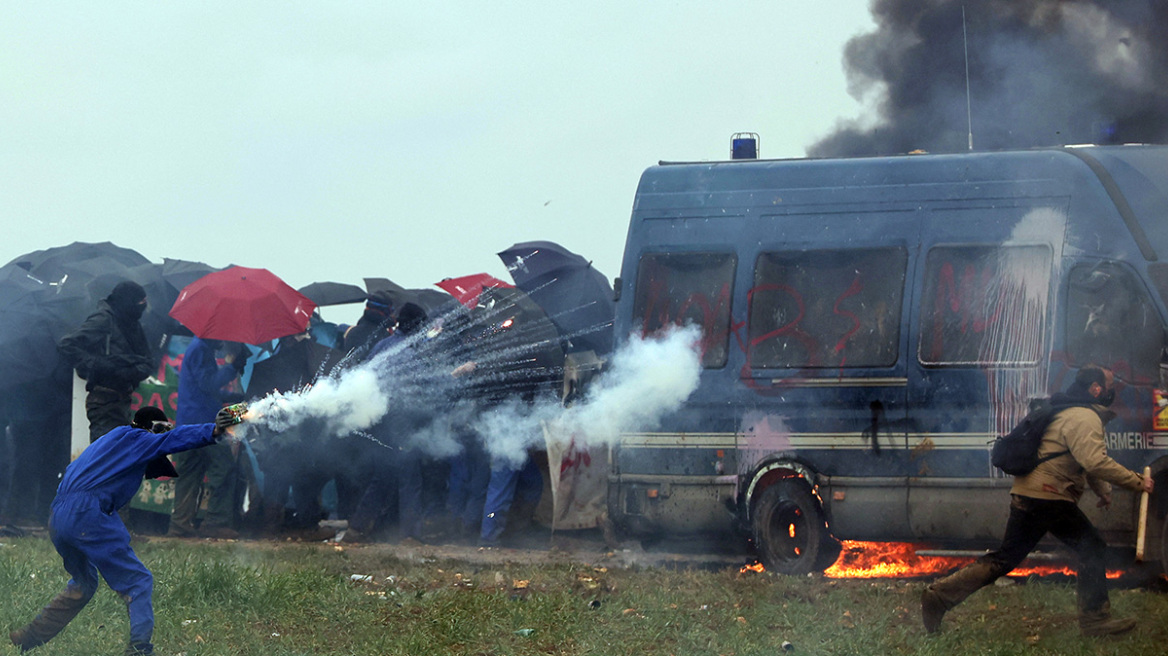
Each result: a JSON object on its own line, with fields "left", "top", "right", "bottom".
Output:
{"left": 741, "top": 541, "right": 1125, "bottom": 579}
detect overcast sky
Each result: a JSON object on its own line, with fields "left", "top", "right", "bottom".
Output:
{"left": 1, "top": 2, "right": 874, "bottom": 306}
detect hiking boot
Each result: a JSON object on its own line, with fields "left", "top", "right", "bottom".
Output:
{"left": 10, "top": 628, "right": 30, "bottom": 652}
{"left": 1079, "top": 610, "right": 1137, "bottom": 636}
{"left": 921, "top": 586, "right": 947, "bottom": 633}
{"left": 165, "top": 523, "right": 196, "bottom": 538}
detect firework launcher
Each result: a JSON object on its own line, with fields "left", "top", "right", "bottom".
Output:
{"left": 224, "top": 402, "right": 248, "bottom": 424}
{"left": 215, "top": 403, "right": 249, "bottom": 439}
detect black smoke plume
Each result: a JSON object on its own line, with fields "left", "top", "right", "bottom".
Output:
{"left": 809, "top": 1, "right": 1168, "bottom": 157}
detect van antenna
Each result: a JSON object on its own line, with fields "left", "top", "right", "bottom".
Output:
{"left": 963, "top": 6, "right": 973, "bottom": 151}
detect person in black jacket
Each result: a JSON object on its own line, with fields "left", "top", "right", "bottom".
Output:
{"left": 58, "top": 281, "right": 154, "bottom": 443}
{"left": 340, "top": 291, "right": 395, "bottom": 365}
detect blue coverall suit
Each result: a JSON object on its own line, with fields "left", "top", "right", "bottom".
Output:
{"left": 21, "top": 423, "right": 217, "bottom": 653}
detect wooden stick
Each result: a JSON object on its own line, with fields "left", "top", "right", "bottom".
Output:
{"left": 1136, "top": 466, "right": 1151, "bottom": 562}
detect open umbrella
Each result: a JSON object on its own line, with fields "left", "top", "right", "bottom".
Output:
{"left": 169, "top": 266, "right": 317, "bottom": 345}
{"left": 436, "top": 273, "right": 513, "bottom": 309}
{"left": 0, "top": 263, "right": 91, "bottom": 386}
{"left": 498, "top": 241, "right": 615, "bottom": 355}
{"left": 6, "top": 242, "right": 150, "bottom": 281}
{"left": 460, "top": 285, "right": 565, "bottom": 402}
{"left": 298, "top": 281, "right": 368, "bottom": 307}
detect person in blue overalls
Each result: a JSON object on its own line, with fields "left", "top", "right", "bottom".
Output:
{"left": 8, "top": 405, "right": 243, "bottom": 655}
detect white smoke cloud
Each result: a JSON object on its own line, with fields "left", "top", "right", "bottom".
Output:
{"left": 234, "top": 323, "right": 703, "bottom": 470}
{"left": 453, "top": 323, "right": 703, "bottom": 468}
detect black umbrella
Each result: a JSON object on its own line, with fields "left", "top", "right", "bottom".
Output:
{"left": 298, "top": 281, "right": 368, "bottom": 307}
{"left": 497, "top": 241, "right": 616, "bottom": 355}
{"left": 159, "top": 258, "right": 217, "bottom": 292}
{"left": 462, "top": 285, "right": 566, "bottom": 402}
{"left": 363, "top": 277, "right": 412, "bottom": 308}
{"left": 7, "top": 241, "right": 151, "bottom": 283}
{"left": 406, "top": 288, "right": 457, "bottom": 317}
{"left": 0, "top": 263, "right": 91, "bottom": 386}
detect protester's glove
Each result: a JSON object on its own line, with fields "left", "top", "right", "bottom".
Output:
{"left": 214, "top": 405, "right": 245, "bottom": 436}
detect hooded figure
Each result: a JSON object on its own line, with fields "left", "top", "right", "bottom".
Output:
{"left": 340, "top": 290, "right": 395, "bottom": 365}
{"left": 58, "top": 281, "right": 155, "bottom": 442}
{"left": 8, "top": 406, "right": 241, "bottom": 655}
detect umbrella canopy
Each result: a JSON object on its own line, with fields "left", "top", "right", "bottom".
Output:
{"left": 362, "top": 277, "right": 413, "bottom": 309}
{"left": 299, "top": 281, "right": 368, "bottom": 307}
{"left": 169, "top": 266, "right": 317, "bottom": 345}
{"left": 407, "top": 288, "right": 457, "bottom": 316}
{"left": 6, "top": 241, "right": 150, "bottom": 281}
{"left": 460, "top": 285, "right": 565, "bottom": 402}
{"left": 436, "top": 273, "right": 513, "bottom": 309}
{"left": 499, "top": 241, "right": 592, "bottom": 283}
{"left": 498, "top": 241, "right": 615, "bottom": 355}
{"left": 0, "top": 263, "right": 91, "bottom": 386}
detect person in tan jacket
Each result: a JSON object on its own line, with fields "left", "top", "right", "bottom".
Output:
{"left": 922, "top": 366, "right": 1154, "bottom": 637}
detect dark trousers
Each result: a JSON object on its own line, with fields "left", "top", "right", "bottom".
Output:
{"left": 931, "top": 494, "right": 1109, "bottom": 613}
{"left": 85, "top": 387, "right": 132, "bottom": 443}
{"left": 170, "top": 441, "right": 239, "bottom": 531}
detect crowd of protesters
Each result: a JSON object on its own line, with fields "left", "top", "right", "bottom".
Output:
{"left": 0, "top": 282, "right": 563, "bottom": 550}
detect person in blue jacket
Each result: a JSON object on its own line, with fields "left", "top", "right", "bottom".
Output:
{"left": 167, "top": 338, "right": 246, "bottom": 539}
{"left": 9, "top": 405, "right": 243, "bottom": 655}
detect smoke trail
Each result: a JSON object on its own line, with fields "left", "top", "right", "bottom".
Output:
{"left": 810, "top": 1, "right": 1168, "bottom": 156}
{"left": 235, "top": 309, "right": 701, "bottom": 470}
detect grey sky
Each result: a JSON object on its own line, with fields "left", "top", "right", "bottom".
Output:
{"left": 1, "top": 2, "right": 874, "bottom": 307}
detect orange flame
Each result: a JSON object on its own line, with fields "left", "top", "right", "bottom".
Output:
{"left": 822, "top": 541, "right": 1124, "bottom": 579}
{"left": 739, "top": 542, "right": 1128, "bottom": 579}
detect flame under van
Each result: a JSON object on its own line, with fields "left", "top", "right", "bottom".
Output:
{"left": 610, "top": 145, "right": 1168, "bottom": 574}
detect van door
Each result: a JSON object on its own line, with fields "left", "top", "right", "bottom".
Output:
{"left": 907, "top": 201, "right": 1066, "bottom": 542}
{"left": 743, "top": 226, "right": 915, "bottom": 540}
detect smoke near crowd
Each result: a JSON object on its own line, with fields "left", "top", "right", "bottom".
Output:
{"left": 238, "top": 310, "right": 702, "bottom": 469}
{"left": 809, "top": 0, "right": 1168, "bottom": 157}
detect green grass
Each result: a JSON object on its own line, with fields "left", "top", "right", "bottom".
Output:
{"left": 2, "top": 537, "right": 1167, "bottom": 655}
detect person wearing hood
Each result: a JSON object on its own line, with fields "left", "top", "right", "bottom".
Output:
{"left": 921, "top": 365, "right": 1154, "bottom": 637}
{"left": 8, "top": 406, "right": 244, "bottom": 655}
{"left": 58, "top": 281, "right": 154, "bottom": 443}
{"left": 340, "top": 290, "right": 395, "bottom": 364}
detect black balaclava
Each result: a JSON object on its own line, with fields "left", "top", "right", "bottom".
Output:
{"left": 107, "top": 281, "right": 148, "bottom": 322}
{"left": 131, "top": 405, "right": 169, "bottom": 429}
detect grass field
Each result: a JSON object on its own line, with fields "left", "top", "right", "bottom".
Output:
{"left": 2, "top": 536, "right": 1167, "bottom": 656}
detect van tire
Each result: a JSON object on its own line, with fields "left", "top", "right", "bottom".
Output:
{"left": 751, "top": 479, "right": 832, "bottom": 575}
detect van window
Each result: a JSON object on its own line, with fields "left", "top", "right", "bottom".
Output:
{"left": 632, "top": 252, "right": 736, "bottom": 368}
{"left": 1068, "top": 262, "right": 1161, "bottom": 383}
{"left": 748, "top": 248, "right": 906, "bottom": 369}
{"left": 919, "top": 245, "right": 1051, "bottom": 366}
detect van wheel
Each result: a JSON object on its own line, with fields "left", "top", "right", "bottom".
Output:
{"left": 752, "top": 479, "right": 832, "bottom": 575}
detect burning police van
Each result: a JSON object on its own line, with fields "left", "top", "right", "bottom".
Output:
{"left": 609, "top": 144, "right": 1168, "bottom": 575}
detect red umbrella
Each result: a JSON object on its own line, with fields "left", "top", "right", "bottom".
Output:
{"left": 169, "top": 266, "right": 317, "bottom": 344}
{"left": 436, "top": 273, "right": 513, "bottom": 309}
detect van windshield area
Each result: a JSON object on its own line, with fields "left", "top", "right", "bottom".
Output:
{"left": 1069, "top": 261, "right": 1161, "bottom": 384}
{"left": 631, "top": 252, "right": 736, "bottom": 368}
{"left": 747, "top": 248, "right": 906, "bottom": 369}
{"left": 919, "top": 245, "right": 1051, "bottom": 367}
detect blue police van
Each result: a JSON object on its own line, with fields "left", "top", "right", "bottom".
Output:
{"left": 610, "top": 145, "right": 1168, "bottom": 574}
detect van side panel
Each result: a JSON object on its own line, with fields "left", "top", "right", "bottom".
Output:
{"left": 614, "top": 146, "right": 1168, "bottom": 552}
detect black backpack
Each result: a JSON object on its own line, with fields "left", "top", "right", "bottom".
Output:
{"left": 990, "top": 398, "right": 1088, "bottom": 475}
